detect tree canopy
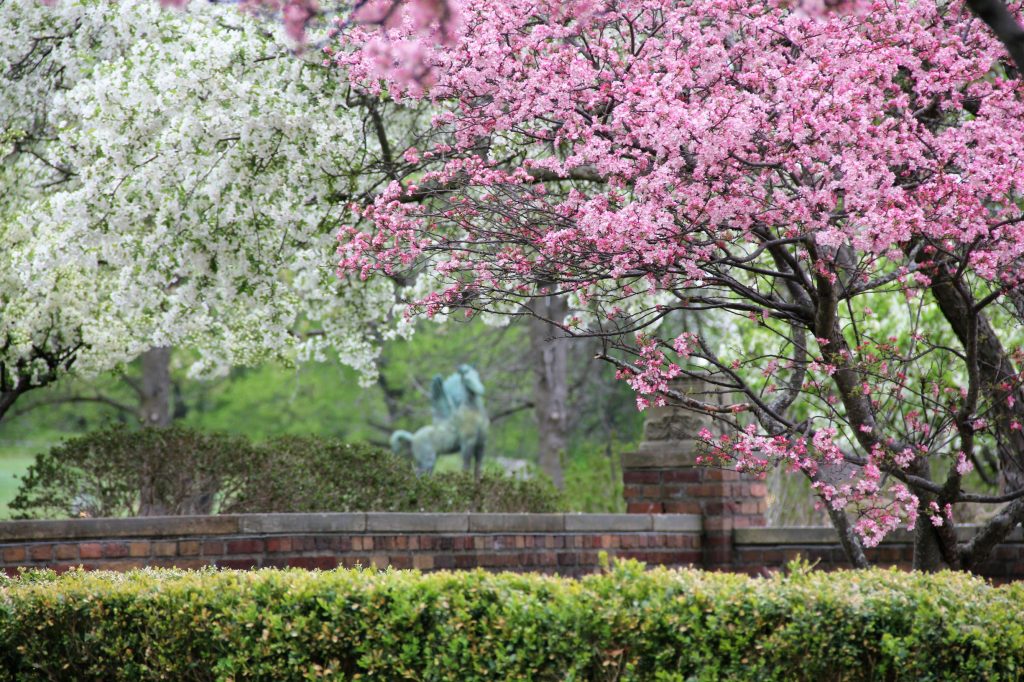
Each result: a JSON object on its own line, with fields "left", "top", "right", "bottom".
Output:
{"left": 334, "top": 0, "right": 1024, "bottom": 570}
{"left": 0, "top": 0, "right": 404, "bottom": 419}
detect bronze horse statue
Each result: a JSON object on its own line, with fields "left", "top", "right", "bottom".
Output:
{"left": 390, "top": 365, "right": 489, "bottom": 478}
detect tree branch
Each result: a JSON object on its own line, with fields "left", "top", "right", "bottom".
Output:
{"left": 965, "top": 0, "right": 1024, "bottom": 73}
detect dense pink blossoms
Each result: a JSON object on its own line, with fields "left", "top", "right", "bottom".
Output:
{"left": 334, "top": 0, "right": 1024, "bottom": 564}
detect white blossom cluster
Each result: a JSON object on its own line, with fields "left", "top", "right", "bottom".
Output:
{"left": 1, "top": 0, "right": 395, "bottom": 391}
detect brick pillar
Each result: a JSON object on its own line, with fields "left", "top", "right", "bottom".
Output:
{"left": 621, "top": 377, "right": 767, "bottom": 569}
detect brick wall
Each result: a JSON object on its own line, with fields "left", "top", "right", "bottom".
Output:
{"left": 4, "top": 514, "right": 1024, "bottom": 580}
{"left": 0, "top": 513, "right": 702, "bottom": 578}
{"left": 731, "top": 526, "right": 1024, "bottom": 581}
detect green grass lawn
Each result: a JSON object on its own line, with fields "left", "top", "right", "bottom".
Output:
{"left": 0, "top": 448, "right": 38, "bottom": 519}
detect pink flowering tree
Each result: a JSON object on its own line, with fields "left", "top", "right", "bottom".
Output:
{"left": 334, "top": 0, "right": 1024, "bottom": 572}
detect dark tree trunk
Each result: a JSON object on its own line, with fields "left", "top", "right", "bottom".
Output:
{"left": 138, "top": 346, "right": 173, "bottom": 427}
{"left": 908, "top": 459, "right": 952, "bottom": 572}
{"left": 137, "top": 346, "right": 173, "bottom": 516}
{"left": 529, "top": 296, "right": 569, "bottom": 489}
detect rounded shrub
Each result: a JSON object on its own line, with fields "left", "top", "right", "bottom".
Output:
{"left": 8, "top": 425, "right": 258, "bottom": 518}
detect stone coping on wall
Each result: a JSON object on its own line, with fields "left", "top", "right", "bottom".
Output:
{"left": 0, "top": 512, "right": 703, "bottom": 542}
{"left": 734, "top": 525, "right": 1024, "bottom": 545}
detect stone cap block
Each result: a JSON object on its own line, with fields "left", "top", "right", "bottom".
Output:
{"left": 239, "top": 513, "right": 366, "bottom": 534}
{"left": 365, "top": 513, "right": 469, "bottom": 533}
{"left": 565, "top": 514, "right": 652, "bottom": 532}
{"left": 468, "top": 514, "right": 565, "bottom": 533}
{"left": 734, "top": 527, "right": 840, "bottom": 545}
{"left": 0, "top": 515, "right": 242, "bottom": 542}
{"left": 652, "top": 514, "right": 702, "bottom": 532}
{"left": 643, "top": 407, "right": 710, "bottom": 442}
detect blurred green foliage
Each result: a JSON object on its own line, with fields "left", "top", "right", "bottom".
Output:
{"left": 0, "top": 319, "right": 642, "bottom": 516}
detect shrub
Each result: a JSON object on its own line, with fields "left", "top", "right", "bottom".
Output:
{"left": 0, "top": 563, "right": 1022, "bottom": 681}
{"left": 215, "top": 436, "right": 565, "bottom": 513}
{"left": 415, "top": 470, "right": 563, "bottom": 513}
{"left": 223, "top": 437, "right": 423, "bottom": 513}
{"left": 11, "top": 429, "right": 564, "bottom": 517}
{"left": 8, "top": 426, "right": 259, "bottom": 518}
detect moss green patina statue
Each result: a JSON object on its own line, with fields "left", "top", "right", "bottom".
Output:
{"left": 390, "top": 365, "right": 489, "bottom": 477}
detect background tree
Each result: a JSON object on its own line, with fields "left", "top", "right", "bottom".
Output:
{"left": 336, "top": 0, "right": 1024, "bottom": 571}
{"left": 0, "top": 0, "right": 414, "bottom": 422}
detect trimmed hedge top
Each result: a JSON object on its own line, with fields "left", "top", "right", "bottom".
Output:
{"left": 2, "top": 562, "right": 1022, "bottom": 681}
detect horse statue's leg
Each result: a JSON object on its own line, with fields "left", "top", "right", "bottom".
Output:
{"left": 413, "top": 434, "right": 438, "bottom": 474}
{"left": 473, "top": 437, "right": 485, "bottom": 481}
{"left": 460, "top": 439, "right": 475, "bottom": 476}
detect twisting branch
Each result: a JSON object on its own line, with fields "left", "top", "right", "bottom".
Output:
{"left": 964, "top": 0, "right": 1024, "bottom": 73}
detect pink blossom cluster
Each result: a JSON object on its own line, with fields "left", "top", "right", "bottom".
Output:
{"left": 337, "top": 0, "right": 1024, "bottom": 296}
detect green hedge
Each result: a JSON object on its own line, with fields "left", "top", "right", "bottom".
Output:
{"left": 2, "top": 562, "right": 1022, "bottom": 681}
{"left": 10, "top": 427, "right": 563, "bottom": 518}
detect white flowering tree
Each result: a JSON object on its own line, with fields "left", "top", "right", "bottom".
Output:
{"left": 0, "top": 0, "right": 404, "bottom": 422}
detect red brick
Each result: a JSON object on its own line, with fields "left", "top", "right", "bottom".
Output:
{"left": 663, "top": 501, "right": 701, "bottom": 514}
{"left": 164, "top": 559, "right": 207, "bottom": 570}
{"left": 104, "top": 560, "right": 147, "bottom": 572}
{"left": 2, "top": 546, "right": 26, "bottom": 563}
{"left": 266, "top": 538, "right": 293, "bottom": 553}
{"left": 128, "top": 542, "right": 150, "bottom": 558}
{"left": 103, "top": 543, "right": 129, "bottom": 558}
{"left": 385, "top": 552, "right": 413, "bottom": 569}
{"left": 726, "top": 483, "right": 748, "bottom": 497}
{"left": 217, "top": 558, "right": 260, "bottom": 570}
{"left": 178, "top": 540, "right": 200, "bottom": 556}
{"left": 413, "top": 554, "right": 435, "bottom": 570}
{"left": 749, "top": 482, "right": 768, "bottom": 497}
{"left": 227, "top": 539, "right": 264, "bottom": 555}
{"left": 690, "top": 484, "right": 719, "bottom": 498}
{"left": 153, "top": 541, "right": 178, "bottom": 557}
{"left": 662, "top": 469, "right": 701, "bottom": 483}
{"left": 622, "top": 471, "right": 662, "bottom": 484}
{"left": 79, "top": 543, "right": 102, "bottom": 559}
{"left": 622, "top": 485, "right": 645, "bottom": 500}
{"left": 627, "top": 502, "right": 662, "bottom": 513}
{"left": 454, "top": 554, "right": 479, "bottom": 569}
{"left": 661, "top": 483, "right": 693, "bottom": 498}
{"left": 30, "top": 545, "right": 53, "bottom": 562}
{"left": 704, "top": 501, "right": 729, "bottom": 515}
{"left": 201, "top": 541, "right": 224, "bottom": 556}
{"left": 54, "top": 544, "right": 79, "bottom": 561}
